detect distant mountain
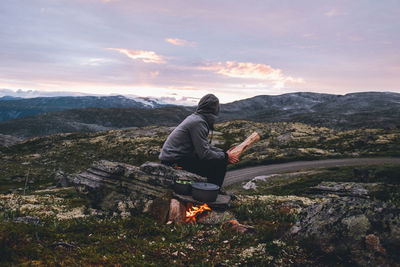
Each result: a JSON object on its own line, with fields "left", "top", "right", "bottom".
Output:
{"left": 0, "top": 106, "right": 193, "bottom": 138}
{"left": 0, "top": 96, "right": 23, "bottom": 101}
{"left": 219, "top": 92, "right": 400, "bottom": 129}
{"left": 0, "top": 95, "right": 165, "bottom": 122}
{"left": 0, "top": 92, "right": 399, "bottom": 138}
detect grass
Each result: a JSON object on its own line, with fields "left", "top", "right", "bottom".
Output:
{"left": 0, "top": 213, "right": 305, "bottom": 266}
{"left": 230, "top": 164, "right": 400, "bottom": 206}
{"left": 1, "top": 121, "right": 400, "bottom": 194}
{"left": 1, "top": 164, "right": 399, "bottom": 265}
{"left": 0, "top": 121, "right": 399, "bottom": 265}
{"left": 0, "top": 185, "right": 308, "bottom": 266}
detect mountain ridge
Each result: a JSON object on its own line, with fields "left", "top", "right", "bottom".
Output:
{"left": 0, "top": 95, "right": 166, "bottom": 122}
{"left": 0, "top": 92, "right": 399, "bottom": 138}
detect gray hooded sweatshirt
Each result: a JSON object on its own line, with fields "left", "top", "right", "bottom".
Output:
{"left": 159, "top": 94, "right": 226, "bottom": 162}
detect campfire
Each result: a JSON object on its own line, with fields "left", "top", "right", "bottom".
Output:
{"left": 168, "top": 199, "right": 215, "bottom": 225}
{"left": 185, "top": 203, "right": 211, "bottom": 223}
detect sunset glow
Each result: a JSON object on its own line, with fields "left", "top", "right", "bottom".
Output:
{"left": 0, "top": 0, "right": 399, "bottom": 103}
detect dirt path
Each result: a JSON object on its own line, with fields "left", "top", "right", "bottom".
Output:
{"left": 223, "top": 157, "right": 400, "bottom": 187}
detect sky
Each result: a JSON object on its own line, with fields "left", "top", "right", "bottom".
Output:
{"left": 0, "top": 0, "right": 399, "bottom": 104}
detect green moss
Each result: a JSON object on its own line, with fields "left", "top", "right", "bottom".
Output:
{"left": 2, "top": 121, "right": 400, "bottom": 193}
{"left": 0, "top": 214, "right": 298, "bottom": 266}
{"left": 231, "top": 164, "right": 400, "bottom": 206}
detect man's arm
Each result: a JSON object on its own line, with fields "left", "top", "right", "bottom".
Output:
{"left": 210, "top": 146, "right": 224, "bottom": 152}
{"left": 189, "top": 121, "right": 226, "bottom": 161}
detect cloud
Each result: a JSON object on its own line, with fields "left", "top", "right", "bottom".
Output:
{"left": 108, "top": 48, "right": 166, "bottom": 64}
{"left": 303, "top": 33, "right": 314, "bottom": 38}
{"left": 150, "top": 71, "right": 159, "bottom": 78}
{"left": 199, "top": 61, "right": 304, "bottom": 89}
{"left": 0, "top": 88, "right": 93, "bottom": 98}
{"left": 80, "top": 58, "right": 112, "bottom": 66}
{"left": 348, "top": 36, "right": 364, "bottom": 42}
{"left": 165, "top": 38, "right": 195, "bottom": 47}
{"left": 324, "top": 8, "right": 345, "bottom": 17}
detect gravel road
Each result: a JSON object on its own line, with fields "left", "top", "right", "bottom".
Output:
{"left": 223, "top": 157, "right": 400, "bottom": 187}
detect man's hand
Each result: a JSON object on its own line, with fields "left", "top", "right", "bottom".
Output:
{"left": 227, "top": 147, "right": 239, "bottom": 164}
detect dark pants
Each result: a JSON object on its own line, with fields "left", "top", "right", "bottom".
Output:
{"left": 163, "top": 157, "right": 227, "bottom": 187}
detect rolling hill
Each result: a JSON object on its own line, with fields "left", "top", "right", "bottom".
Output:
{"left": 0, "top": 92, "right": 399, "bottom": 138}
{"left": 220, "top": 92, "right": 400, "bottom": 129}
{"left": 0, "top": 95, "right": 164, "bottom": 122}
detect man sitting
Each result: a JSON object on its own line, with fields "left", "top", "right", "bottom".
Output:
{"left": 159, "top": 94, "right": 238, "bottom": 187}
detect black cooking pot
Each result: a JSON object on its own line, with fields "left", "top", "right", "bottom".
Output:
{"left": 173, "top": 180, "right": 193, "bottom": 195}
{"left": 191, "top": 182, "right": 220, "bottom": 202}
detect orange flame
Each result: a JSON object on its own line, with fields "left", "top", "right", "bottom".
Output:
{"left": 185, "top": 203, "right": 211, "bottom": 223}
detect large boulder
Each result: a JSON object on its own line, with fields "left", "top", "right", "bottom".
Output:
{"left": 0, "top": 133, "right": 22, "bottom": 147}
{"left": 71, "top": 160, "right": 207, "bottom": 218}
{"left": 291, "top": 182, "right": 400, "bottom": 266}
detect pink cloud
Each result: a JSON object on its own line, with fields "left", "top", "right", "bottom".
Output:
{"left": 348, "top": 35, "right": 364, "bottom": 42}
{"left": 165, "top": 38, "right": 195, "bottom": 47}
{"left": 150, "top": 71, "right": 159, "bottom": 78}
{"left": 108, "top": 48, "right": 166, "bottom": 64}
{"left": 324, "top": 8, "right": 346, "bottom": 17}
{"left": 199, "top": 61, "right": 304, "bottom": 89}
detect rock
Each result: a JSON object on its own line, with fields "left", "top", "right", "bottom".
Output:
{"left": 291, "top": 196, "right": 400, "bottom": 266}
{"left": 54, "top": 171, "right": 71, "bottom": 187}
{"left": 0, "top": 133, "right": 22, "bottom": 147}
{"left": 310, "top": 181, "right": 400, "bottom": 202}
{"left": 365, "top": 234, "right": 386, "bottom": 255}
{"left": 71, "top": 160, "right": 206, "bottom": 216}
{"left": 173, "top": 193, "right": 231, "bottom": 210}
{"left": 139, "top": 162, "right": 205, "bottom": 184}
{"left": 14, "top": 216, "right": 40, "bottom": 225}
{"left": 311, "top": 182, "right": 370, "bottom": 198}
{"left": 148, "top": 193, "right": 172, "bottom": 223}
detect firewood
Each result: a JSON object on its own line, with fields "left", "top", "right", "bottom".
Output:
{"left": 168, "top": 199, "right": 186, "bottom": 225}
{"left": 229, "top": 132, "right": 260, "bottom": 158}
{"left": 222, "top": 219, "right": 255, "bottom": 234}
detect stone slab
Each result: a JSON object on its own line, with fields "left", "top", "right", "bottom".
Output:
{"left": 172, "top": 193, "right": 231, "bottom": 210}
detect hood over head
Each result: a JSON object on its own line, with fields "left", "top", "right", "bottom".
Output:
{"left": 195, "top": 94, "right": 220, "bottom": 130}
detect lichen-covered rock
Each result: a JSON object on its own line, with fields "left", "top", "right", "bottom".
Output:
{"left": 71, "top": 160, "right": 207, "bottom": 216}
{"left": 292, "top": 195, "right": 400, "bottom": 266}
{"left": 310, "top": 181, "right": 389, "bottom": 199}
{"left": 0, "top": 133, "right": 22, "bottom": 147}
{"left": 54, "top": 171, "right": 71, "bottom": 187}
{"left": 13, "top": 216, "right": 40, "bottom": 225}
{"left": 311, "top": 182, "right": 369, "bottom": 198}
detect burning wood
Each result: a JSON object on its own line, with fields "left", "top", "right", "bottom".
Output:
{"left": 185, "top": 203, "right": 211, "bottom": 223}
{"left": 168, "top": 199, "right": 186, "bottom": 225}
{"left": 228, "top": 132, "right": 260, "bottom": 158}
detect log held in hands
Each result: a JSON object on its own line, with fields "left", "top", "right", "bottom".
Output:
{"left": 229, "top": 132, "right": 260, "bottom": 158}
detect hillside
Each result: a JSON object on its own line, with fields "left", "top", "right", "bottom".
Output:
{"left": 0, "top": 134, "right": 21, "bottom": 147}
{"left": 0, "top": 92, "right": 399, "bottom": 138}
{"left": 1, "top": 120, "right": 399, "bottom": 266}
{"left": 1, "top": 120, "right": 399, "bottom": 193}
{"left": 220, "top": 92, "right": 400, "bottom": 129}
{"left": 0, "top": 106, "right": 193, "bottom": 138}
{"left": 0, "top": 95, "right": 164, "bottom": 122}
{"left": 0, "top": 96, "right": 22, "bottom": 101}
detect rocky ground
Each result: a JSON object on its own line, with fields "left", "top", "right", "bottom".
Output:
{"left": 0, "top": 133, "right": 21, "bottom": 147}
{"left": 1, "top": 160, "right": 399, "bottom": 266}
{"left": 1, "top": 120, "right": 399, "bottom": 194}
{"left": 0, "top": 121, "right": 399, "bottom": 265}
